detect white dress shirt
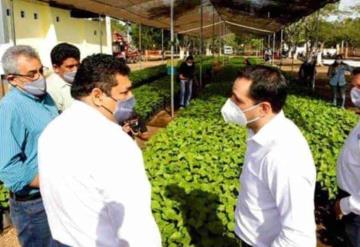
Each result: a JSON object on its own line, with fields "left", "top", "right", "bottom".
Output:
{"left": 235, "top": 111, "right": 317, "bottom": 247}
{"left": 38, "top": 100, "right": 162, "bottom": 247}
{"left": 46, "top": 72, "right": 74, "bottom": 112}
{"left": 337, "top": 121, "right": 360, "bottom": 216}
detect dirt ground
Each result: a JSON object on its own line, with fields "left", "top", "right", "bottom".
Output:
{"left": 0, "top": 58, "right": 357, "bottom": 247}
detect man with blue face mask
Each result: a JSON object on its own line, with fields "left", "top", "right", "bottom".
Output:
{"left": 38, "top": 54, "right": 161, "bottom": 247}
{"left": 0, "top": 45, "right": 59, "bottom": 245}
{"left": 47, "top": 42, "right": 80, "bottom": 112}
{"left": 335, "top": 67, "right": 360, "bottom": 247}
{"left": 221, "top": 65, "right": 316, "bottom": 247}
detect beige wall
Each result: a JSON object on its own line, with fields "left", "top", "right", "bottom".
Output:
{"left": 3, "top": 0, "right": 111, "bottom": 67}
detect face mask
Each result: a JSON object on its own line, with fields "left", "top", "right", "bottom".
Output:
{"left": 113, "top": 96, "right": 136, "bottom": 124}
{"left": 22, "top": 76, "right": 47, "bottom": 97}
{"left": 62, "top": 70, "right": 77, "bottom": 84}
{"left": 221, "top": 98, "right": 261, "bottom": 127}
{"left": 351, "top": 87, "right": 360, "bottom": 107}
{"left": 187, "top": 62, "right": 193, "bottom": 66}
{"left": 336, "top": 59, "right": 342, "bottom": 64}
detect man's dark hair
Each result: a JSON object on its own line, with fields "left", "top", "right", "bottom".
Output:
{"left": 71, "top": 54, "right": 130, "bottom": 99}
{"left": 353, "top": 67, "right": 360, "bottom": 76}
{"left": 186, "top": 55, "right": 194, "bottom": 61}
{"left": 51, "top": 42, "right": 80, "bottom": 66}
{"left": 236, "top": 65, "right": 288, "bottom": 113}
{"left": 335, "top": 54, "right": 343, "bottom": 60}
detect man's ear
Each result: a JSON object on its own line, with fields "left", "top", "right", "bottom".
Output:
{"left": 260, "top": 102, "right": 272, "bottom": 115}
{"left": 91, "top": 88, "right": 104, "bottom": 107}
{"left": 53, "top": 64, "right": 60, "bottom": 74}
{"left": 6, "top": 75, "right": 17, "bottom": 86}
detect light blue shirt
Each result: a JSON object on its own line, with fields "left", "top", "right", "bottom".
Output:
{"left": 0, "top": 88, "right": 58, "bottom": 194}
{"left": 329, "top": 63, "right": 353, "bottom": 87}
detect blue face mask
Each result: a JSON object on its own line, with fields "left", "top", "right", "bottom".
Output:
{"left": 23, "top": 76, "right": 47, "bottom": 97}
{"left": 111, "top": 96, "right": 136, "bottom": 124}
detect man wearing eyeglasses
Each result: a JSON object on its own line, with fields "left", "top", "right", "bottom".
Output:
{"left": 0, "top": 45, "right": 58, "bottom": 246}
{"left": 47, "top": 43, "right": 80, "bottom": 112}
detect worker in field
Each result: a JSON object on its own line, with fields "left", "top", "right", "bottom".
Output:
{"left": 47, "top": 42, "right": 81, "bottom": 112}
{"left": 299, "top": 55, "right": 317, "bottom": 90}
{"left": 335, "top": 67, "right": 360, "bottom": 247}
{"left": 221, "top": 65, "right": 316, "bottom": 247}
{"left": 0, "top": 45, "right": 59, "bottom": 246}
{"left": 38, "top": 54, "right": 161, "bottom": 247}
{"left": 178, "top": 55, "right": 195, "bottom": 108}
{"left": 327, "top": 54, "right": 353, "bottom": 108}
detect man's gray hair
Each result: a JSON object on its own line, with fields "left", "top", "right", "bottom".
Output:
{"left": 1, "top": 45, "right": 40, "bottom": 75}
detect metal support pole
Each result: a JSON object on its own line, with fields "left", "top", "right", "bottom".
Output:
{"left": 212, "top": 6, "right": 215, "bottom": 56}
{"left": 280, "top": 29, "right": 283, "bottom": 68}
{"left": 222, "top": 22, "right": 225, "bottom": 65}
{"left": 200, "top": 0, "right": 203, "bottom": 89}
{"left": 139, "top": 23, "right": 142, "bottom": 69}
{"left": 161, "top": 28, "right": 164, "bottom": 61}
{"left": 219, "top": 18, "right": 222, "bottom": 58}
{"left": 272, "top": 32, "right": 275, "bottom": 66}
{"left": 170, "top": 0, "right": 174, "bottom": 117}
{"left": 10, "top": 0, "right": 16, "bottom": 45}
{"left": 99, "top": 15, "right": 103, "bottom": 53}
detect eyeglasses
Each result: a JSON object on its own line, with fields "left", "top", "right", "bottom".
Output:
{"left": 10, "top": 66, "right": 49, "bottom": 81}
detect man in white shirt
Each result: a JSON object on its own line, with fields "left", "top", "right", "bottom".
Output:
{"left": 47, "top": 43, "right": 80, "bottom": 112}
{"left": 221, "top": 65, "right": 317, "bottom": 247}
{"left": 335, "top": 67, "right": 360, "bottom": 247}
{"left": 38, "top": 54, "right": 162, "bottom": 247}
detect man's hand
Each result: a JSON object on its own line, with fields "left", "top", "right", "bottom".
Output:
{"left": 179, "top": 74, "right": 187, "bottom": 80}
{"left": 122, "top": 123, "right": 133, "bottom": 134}
{"left": 334, "top": 199, "right": 344, "bottom": 220}
{"left": 29, "top": 175, "right": 39, "bottom": 188}
{"left": 135, "top": 131, "right": 150, "bottom": 141}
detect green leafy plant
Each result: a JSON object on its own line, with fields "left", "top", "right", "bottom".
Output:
{"left": 143, "top": 63, "right": 358, "bottom": 246}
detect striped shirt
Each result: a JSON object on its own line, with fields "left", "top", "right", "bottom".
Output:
{"left": 0, "top": 87, "right": 58, "bottom": 194}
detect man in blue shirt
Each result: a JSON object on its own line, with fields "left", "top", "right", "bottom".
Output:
{"left": 0, "top": 45, "right": 59, "bottom": 246}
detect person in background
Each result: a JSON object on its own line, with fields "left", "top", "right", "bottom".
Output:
{"left": 178, "top": 55, "right": 195, "bottom": 108}
{"left": 221, "top": 65, "right": 316, "bottom": 247}
{"left": 335, "top": 67, "right": 360, "bottom": 247}
{"left": 299, "top": 56, "right": 317, "bottom": 90}
{"left": 0, "top": 45, "right": 58, "bottom": 246}
{"left": 327, "top": 54, "right": 353, "bottom": 108}
{"left": 47, "top": 42, "right": 80, "bottom": 112}
{"left": 38, "top": 54, "right": 161, "bottom": 247}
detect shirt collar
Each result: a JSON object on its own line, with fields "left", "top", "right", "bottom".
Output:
{"left": 71, "top": 100, "right": 115, "bottom": 124}
{"left": 13, "top": 86, "right": 46, "bottom": 102}
{"left": 247, "top": 110, "right": 286, "bottom": 147}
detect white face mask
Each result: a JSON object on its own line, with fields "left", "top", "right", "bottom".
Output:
{"left": 351, "top": 87, "right": 360, "bottom": 107}
{"left": 62, "top": 70, "right": 77, "bottom": 84}
{"left": 221, "top": 98, "right": 261, "bottom": 127}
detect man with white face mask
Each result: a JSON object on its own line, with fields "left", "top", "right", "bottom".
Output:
{"left": 0, "top": 45, "right": 59, "bottom": 245}
{"left": 335, "top": 67, "right": 360, "bottom": 247}
{"left": 38, "top": 54, "right": 161, "bottom": 247}
{"left": 221, "top": 65, "right": 316, "bottom": 247}
{"left": 47, "top": 43, "right": 80, "bottom": 112}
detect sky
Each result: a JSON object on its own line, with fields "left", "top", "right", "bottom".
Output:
{"left": 326, "top": 0, "right": 360, "bottom": 21}
{"left": 339, "top": 0, "right": 360, "bottom": 11}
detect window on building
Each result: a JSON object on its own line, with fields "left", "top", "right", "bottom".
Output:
{"left": 6, "top": 9, "right": 10, "bottom": 16}
{"left": 56, "top": 16, "right": 60, "bottom": 22}
{"left": 94, "top": 30, "right": 97, "bottom": 36}
{"left": 20, "top": 10, "right": 25, "bottom": 18}
{"left": 34, "top": 13, "right": 38, "bottom": 20}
